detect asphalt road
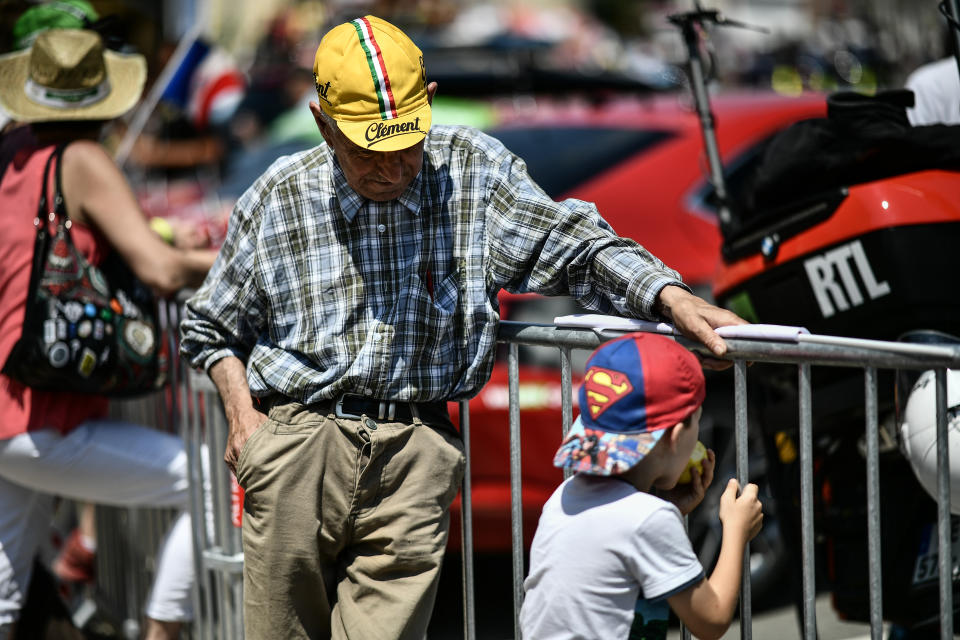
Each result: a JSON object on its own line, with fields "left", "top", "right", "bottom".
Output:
{"left": 667, "top": 595, "right": 881, "bottom": 640}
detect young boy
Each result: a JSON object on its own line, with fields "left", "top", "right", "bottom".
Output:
{"left": 520, "top": 332, "right": 763, "bottom": 640}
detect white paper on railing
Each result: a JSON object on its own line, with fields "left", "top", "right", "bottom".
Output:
{"left": 553, "top": 314, "right": 810, "bottom": 343}
{"left": 715, "top": 324, "right": 810, "bottom": 342}
{"left": 552, "top": 314, "right": 676, "bottom": 335}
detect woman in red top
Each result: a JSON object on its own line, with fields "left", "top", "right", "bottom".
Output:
{"left": 0, "top": 29, "right": 215, "bottom": 640}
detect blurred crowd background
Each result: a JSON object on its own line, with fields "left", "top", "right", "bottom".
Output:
{"left": 0, "top": 0, "right": 950, "bottom": 249}
{"left": 15, "top": 0, "right": 943, "bottom": 93}
{"left": 0, "top": 4, "right": 953, "bottom": 635}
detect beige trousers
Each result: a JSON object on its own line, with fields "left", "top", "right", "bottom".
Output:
{"left": 235, "top": 400, "right": 465, "bottom": 640}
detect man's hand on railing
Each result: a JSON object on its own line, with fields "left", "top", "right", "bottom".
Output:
{"left": 659, "top": 448, "right": 716, "bottom": 516}
{"left": 654, "top": 285, "right": 748, "bottom": 370}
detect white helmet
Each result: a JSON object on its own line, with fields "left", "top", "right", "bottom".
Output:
{"left": 899, "top": 368, "right": 960, "bottom": 515}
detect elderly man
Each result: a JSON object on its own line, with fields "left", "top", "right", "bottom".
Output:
{"left": 180, "top": 15, "right": 744, "bottom": 640}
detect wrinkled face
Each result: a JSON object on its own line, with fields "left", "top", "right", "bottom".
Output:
{"left": 318, "top": 116, "right": 425, "bottom": 201}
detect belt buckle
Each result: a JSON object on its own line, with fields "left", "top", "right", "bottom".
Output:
{"left": 334, "top": 395, "right": 363, "bottom": 420}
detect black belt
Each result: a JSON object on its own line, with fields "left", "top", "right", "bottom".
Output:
{"left": 318, "top": 395, "right": 450, "bottom": 424}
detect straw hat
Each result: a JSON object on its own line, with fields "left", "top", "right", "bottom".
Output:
{"left": 0, "top": 29, "right": 145, "bottom": 122}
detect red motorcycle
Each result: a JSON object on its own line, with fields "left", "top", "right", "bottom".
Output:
{"left": 678, "top": 2, "right": 960, "bottom": 632}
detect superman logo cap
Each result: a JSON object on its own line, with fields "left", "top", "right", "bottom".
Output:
{"left": 553, "top": 332, "right": 705, "bottom": 476}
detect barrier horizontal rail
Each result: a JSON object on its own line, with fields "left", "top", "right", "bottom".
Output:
{"left": 496, "top": 320, "right": 960, "bottom": 369}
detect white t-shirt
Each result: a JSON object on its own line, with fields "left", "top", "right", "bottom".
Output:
{"left": 520, "top": 475, "right": 704, "bottom": 640}
{"left": 905, "top": 57, "right": 960, "bottom": 126}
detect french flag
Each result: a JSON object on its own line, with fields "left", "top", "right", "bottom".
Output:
{"left": 160, "top": 39, "right": 245, "bottom": 129}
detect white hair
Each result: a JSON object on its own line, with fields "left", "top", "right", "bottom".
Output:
{"left": 318, "top": 109, "right": 339, "bottom": 132}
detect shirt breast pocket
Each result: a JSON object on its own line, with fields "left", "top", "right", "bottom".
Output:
{"left": 390, "top": 262, "right": 464, "bottom": 369}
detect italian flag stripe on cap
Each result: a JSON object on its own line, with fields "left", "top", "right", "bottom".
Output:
{"left": 352, "top": 17, "right": 398, "bottom": 120}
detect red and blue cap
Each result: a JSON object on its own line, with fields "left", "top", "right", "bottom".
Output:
{"left": 554, "top": 332, "right": 705, "bottom": 476}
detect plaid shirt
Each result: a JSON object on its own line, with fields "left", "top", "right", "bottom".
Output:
{"left": 180, "top": 125, "right": 684, "bottom": 403}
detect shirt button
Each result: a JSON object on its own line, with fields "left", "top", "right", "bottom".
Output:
{"left": 377, "top": 224, "right": 386, "bottom": 233}
{"left": 364, "top": 388, "right": 373, "bottom": 396}
{"left": 364, "top": 417, "right": 378, "bottom": 430}
{"left": 373, "top": 333, "right": 381, "bottom": 342}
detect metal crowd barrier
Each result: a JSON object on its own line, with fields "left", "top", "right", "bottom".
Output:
{"left": 181, "top": 365, "right": 244, "bottom": 640}
{"left": 157, "top": 298, "right": 244, "bottom": 640}
{"left": 91, "top": 296, "right": 242, "bottom": 640}
{"left": 494, "top": 321, "right": 960, "bottom": 640}
{"left": 91, "top": 300, "right": 197, "bottom": 638}
{"left": 92, "top": 314, "right": 960, "bottom": 640}
{"left": 94, "top": 391, "right": 182, "bottom": 639}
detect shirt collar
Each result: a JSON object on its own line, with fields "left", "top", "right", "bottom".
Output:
{"left": 329, "top": 150, "right": 424, "bottom": 222}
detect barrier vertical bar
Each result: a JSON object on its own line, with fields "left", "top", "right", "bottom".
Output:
{"left": 864, "top": 367, "right": 883, "bottom": 639}
{"left": 508, "top": 343, "right": 524, "bottom": 638}
{"left": 187, "top": 370, "right": 218, "bottom": 640}
{"left": 798, "top": 364, "right": 817, "bottom": 640}
{"left": 205, "top": 391, "right": 240, "bottom": 639}
{"left": 560, "top": 347, "right": 574, "bottom": 481}
{"left": 734, "top": 360, "right": 752, "bottom": 640}
{"left": 202, "top": 391, "right": 219, "bottom": 637}
{"left": 680, "top": 510, "right": 691, "bottom": 640}
{"left": 173, "top": 305, "right": 211, "bottom": 640}
{"left": 184, "top": 373, "right": 213, "bottom": 640}
{"left": 936, "top": 368, "right": 954, "bottom": 640}
{"left": 560, "top": 347, "right": 573, "bottom": 436}
{"left": 204, "top": 392, "right": 226, "bottom": 640}
{"left": 222, "top": 402, "right": 244, "bottom": 640}
{"left": 127, "top": 509, "right": 144, "bottom": 637}
{"left": 459, "top": 398, "right": 477, "bottom": 640}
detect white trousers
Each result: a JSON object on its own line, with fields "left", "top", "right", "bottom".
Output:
{"left": 0, "top": 420, "right": 196, "bottom": 634}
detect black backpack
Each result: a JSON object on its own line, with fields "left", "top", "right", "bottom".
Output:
{"left": 744, "top": 89, "right": 960, "bottom": 220}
